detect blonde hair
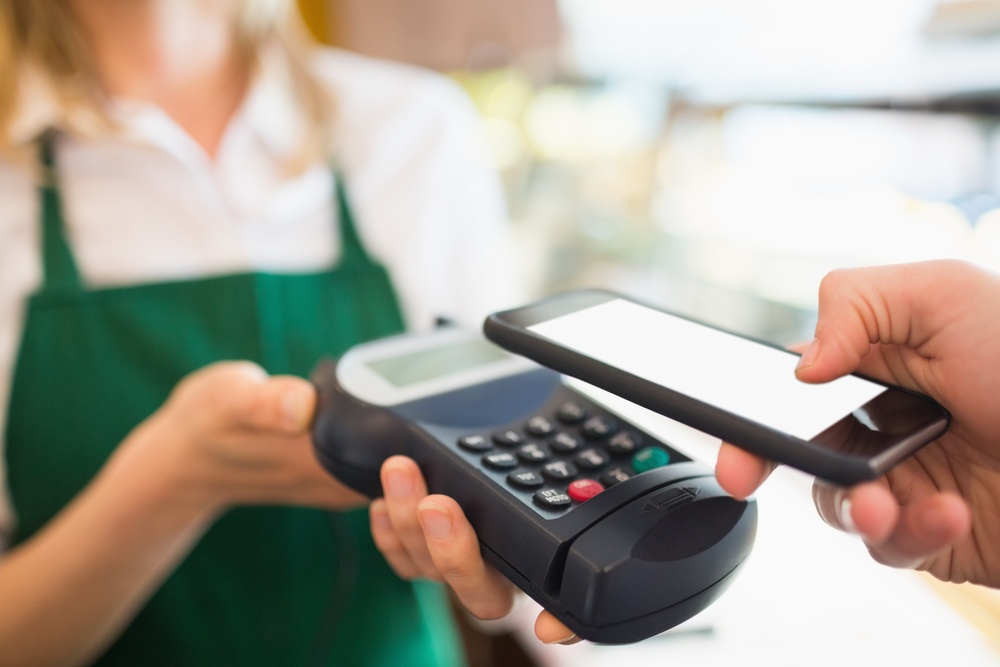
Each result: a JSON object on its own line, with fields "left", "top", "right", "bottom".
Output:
{"left": 0, "top": 0, "right": 334, "bottom": 171}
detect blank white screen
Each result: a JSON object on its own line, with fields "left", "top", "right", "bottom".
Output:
{"left": 529, "top": 299, "right": 885, "bottom": 441}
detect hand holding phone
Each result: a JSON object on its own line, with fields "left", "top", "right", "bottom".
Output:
{"left": 722, "top": 260, "right": 1000, "bottom": 591}
{"left": 484, "top": 289, "right": 950, "bottom": 486}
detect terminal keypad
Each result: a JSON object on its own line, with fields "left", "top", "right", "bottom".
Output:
{"left": 457, "top": 399, "right": 687, "bottom": 513}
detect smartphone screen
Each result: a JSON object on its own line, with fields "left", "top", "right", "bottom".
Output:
{"left": 528, "top": 298, "right": 885, "bottom": 442}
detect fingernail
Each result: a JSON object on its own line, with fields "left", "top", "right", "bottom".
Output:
{"left": 836, "top": 489, "right": 858, "bottom": 534}
{"left": 796, "top": 338, "right": 820, "bottom": 372}
{"left": 385, "top": 469, "right": 413, "bottom": 498}
{"left": 236, "top": 361, "right": 269, "bottom": 382}
{"left": 544, "top": 631, "right": 580, "bottom": 645}
{"left": 419, "top": 502, "right": 453, "bottom": 540}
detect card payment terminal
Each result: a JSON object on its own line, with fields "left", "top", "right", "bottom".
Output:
{"left": 310, "top": 327, "right": 757, "bottom": 644}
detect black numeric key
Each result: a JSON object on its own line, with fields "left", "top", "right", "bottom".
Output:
{"left": 508, "top": 470, "right": 545, "bottom": 489}
{"left": 581, "top": 415, "right": 618, "bottom": 439}
{"left": 492, "top": 430, "right": 524, "bottom": 447}
{"left": 556, "top": 402, "right": 588, "bottom": 424}
{"left": 458, "top": 434, "right": 491, "bottom": 452}
{"left": 542, "top": 460, "right": 578, "bottom": 481}
{"left": 517, "top": 443, "right": 551, "bottom": 463}
{"left": 607, "top": 430, "right": 642, "bottom": 455}
{"left": 601, "top": 466, "right": 633, "bottom": 487}
{"left": 550, "top": 432, "right": 582, "bottom": 453}
{"left": 575, "top": 448, "right": 609, "bottom": 470}
{"left": 525, "top": 415, "right": 556, "bottom": 436}
{"left": 483, "top": 451, "right": 518, "bottom": 470}
{"left": 533, "top": 488, "right": 571, "bottom": 509}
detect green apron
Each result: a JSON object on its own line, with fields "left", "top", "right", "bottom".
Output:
{"left": 4, "top": 133, "right": 465, "bottom": 666}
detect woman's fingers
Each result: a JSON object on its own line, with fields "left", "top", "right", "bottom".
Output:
{"left": 372, "top": 456, "right": 517, "bottom": 620}
{"left": 417, "top": 495, "right": 515, "bottom": 620}
{"left": 370, "top": 498, "right": 422, "bottom": 580}
{"left": 167, "top": 361, "right": 316, "bottom": 435}
{"left": 534, "top": 610, "right": 580, "bottom": 645}
{"left": 377, "top": 456, "right": 439, "bottom": 579}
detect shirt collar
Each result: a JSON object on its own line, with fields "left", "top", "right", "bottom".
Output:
{"left": 239, "top": 41, "right": 307, "bottom": 160}
{"left": 7, "top": 43, "right": 308, "bottom": 162}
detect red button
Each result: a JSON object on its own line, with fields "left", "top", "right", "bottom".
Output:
{"left": 568, "top": 479, "right": 605, "bottom": 503}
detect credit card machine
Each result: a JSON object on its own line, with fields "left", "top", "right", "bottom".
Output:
{"left": 310, "top": 327, "right": 757, "bottom": 644}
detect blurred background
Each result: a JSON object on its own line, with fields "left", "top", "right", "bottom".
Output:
{"left": 298, "top": 1, "right": 1000, "bottom": 664}
{"left": 300, "top": 0, "right": 1000, "bottom": 345}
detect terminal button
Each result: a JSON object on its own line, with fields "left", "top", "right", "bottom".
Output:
{"left": 542, "top": 460, "right": 578, "bottom": 480}
{"left": 568, "top": 479, "right": 605, "bottom": 503}
{"left": 533, "top": 488, "right": 572, "bottom": 509}
{"left": 483, "top": 451, "right": 519, "bottom": 470}
{"left": 458, "top": 434, "right": 491, "bottom": 452}
{"left": 492, "top": 430, "right": 524, "bottom": 447}
{"left": 508, "top": 470, "right": 545, "bottom": 489}
{"left": 632, "top": 446, "right": 670, "bottom": 473}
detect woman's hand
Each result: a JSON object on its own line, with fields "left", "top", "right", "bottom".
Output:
{"left": 369, "top": 455, "right": 581, "bottom": 645}
{"left": 0, "top": 360, "right": 367, "bottom": 667}
{"left": 716, "top": 260, "right": 1000, "bottom": 587}
{"left": 126, "top": 360, "right": 366, "bottom": 515}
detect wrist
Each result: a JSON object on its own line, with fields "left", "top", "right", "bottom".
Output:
{"left": 104, "top": 414, "right": 227, "bottom": 532}
{"left": 0, "top": 415, "right": 226, "bottom": 667}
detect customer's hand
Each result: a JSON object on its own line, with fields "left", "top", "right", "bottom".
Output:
{"left": 370, "top": 456, "right": 581, "bottom": 644}
{"left": 715, "top": 260, "right": 1000, "bottom": 587}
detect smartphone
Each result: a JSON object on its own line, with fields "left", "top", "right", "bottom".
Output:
{"left": 483, "top": 289, "right": 951, "bottom": 486}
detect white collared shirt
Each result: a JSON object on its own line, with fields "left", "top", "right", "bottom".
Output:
{"left": 0, "top": 46, "right": 521, "bottom": 545}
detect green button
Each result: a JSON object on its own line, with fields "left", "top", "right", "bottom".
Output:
{"left": 632, "top": 446, "right": 670, "bottom": 473}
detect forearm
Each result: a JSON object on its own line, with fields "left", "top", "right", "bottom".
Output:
{"left": 0, "top": 422, "right": 218, "bottom": 667}
{"left": 0, "top": 362, "right": 356, "bottom": 666}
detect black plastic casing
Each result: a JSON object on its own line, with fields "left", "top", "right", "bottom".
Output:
{"left": 311, "top": 360, "right": 757, "bottom": 644}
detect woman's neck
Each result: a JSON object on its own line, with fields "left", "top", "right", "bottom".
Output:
{"left": 68, "top": 0, "right": 251, "bottom": 156}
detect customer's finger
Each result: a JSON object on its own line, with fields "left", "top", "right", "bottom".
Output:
{"left": 715, "top": 442, "right": 777, "bottom": 500}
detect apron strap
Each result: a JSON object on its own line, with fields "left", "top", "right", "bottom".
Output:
{"left": 37, "top": 130, "right": 84, "bottom": 291}
{"left": 333, "top": 173, "right": 373, "bottom": 268}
